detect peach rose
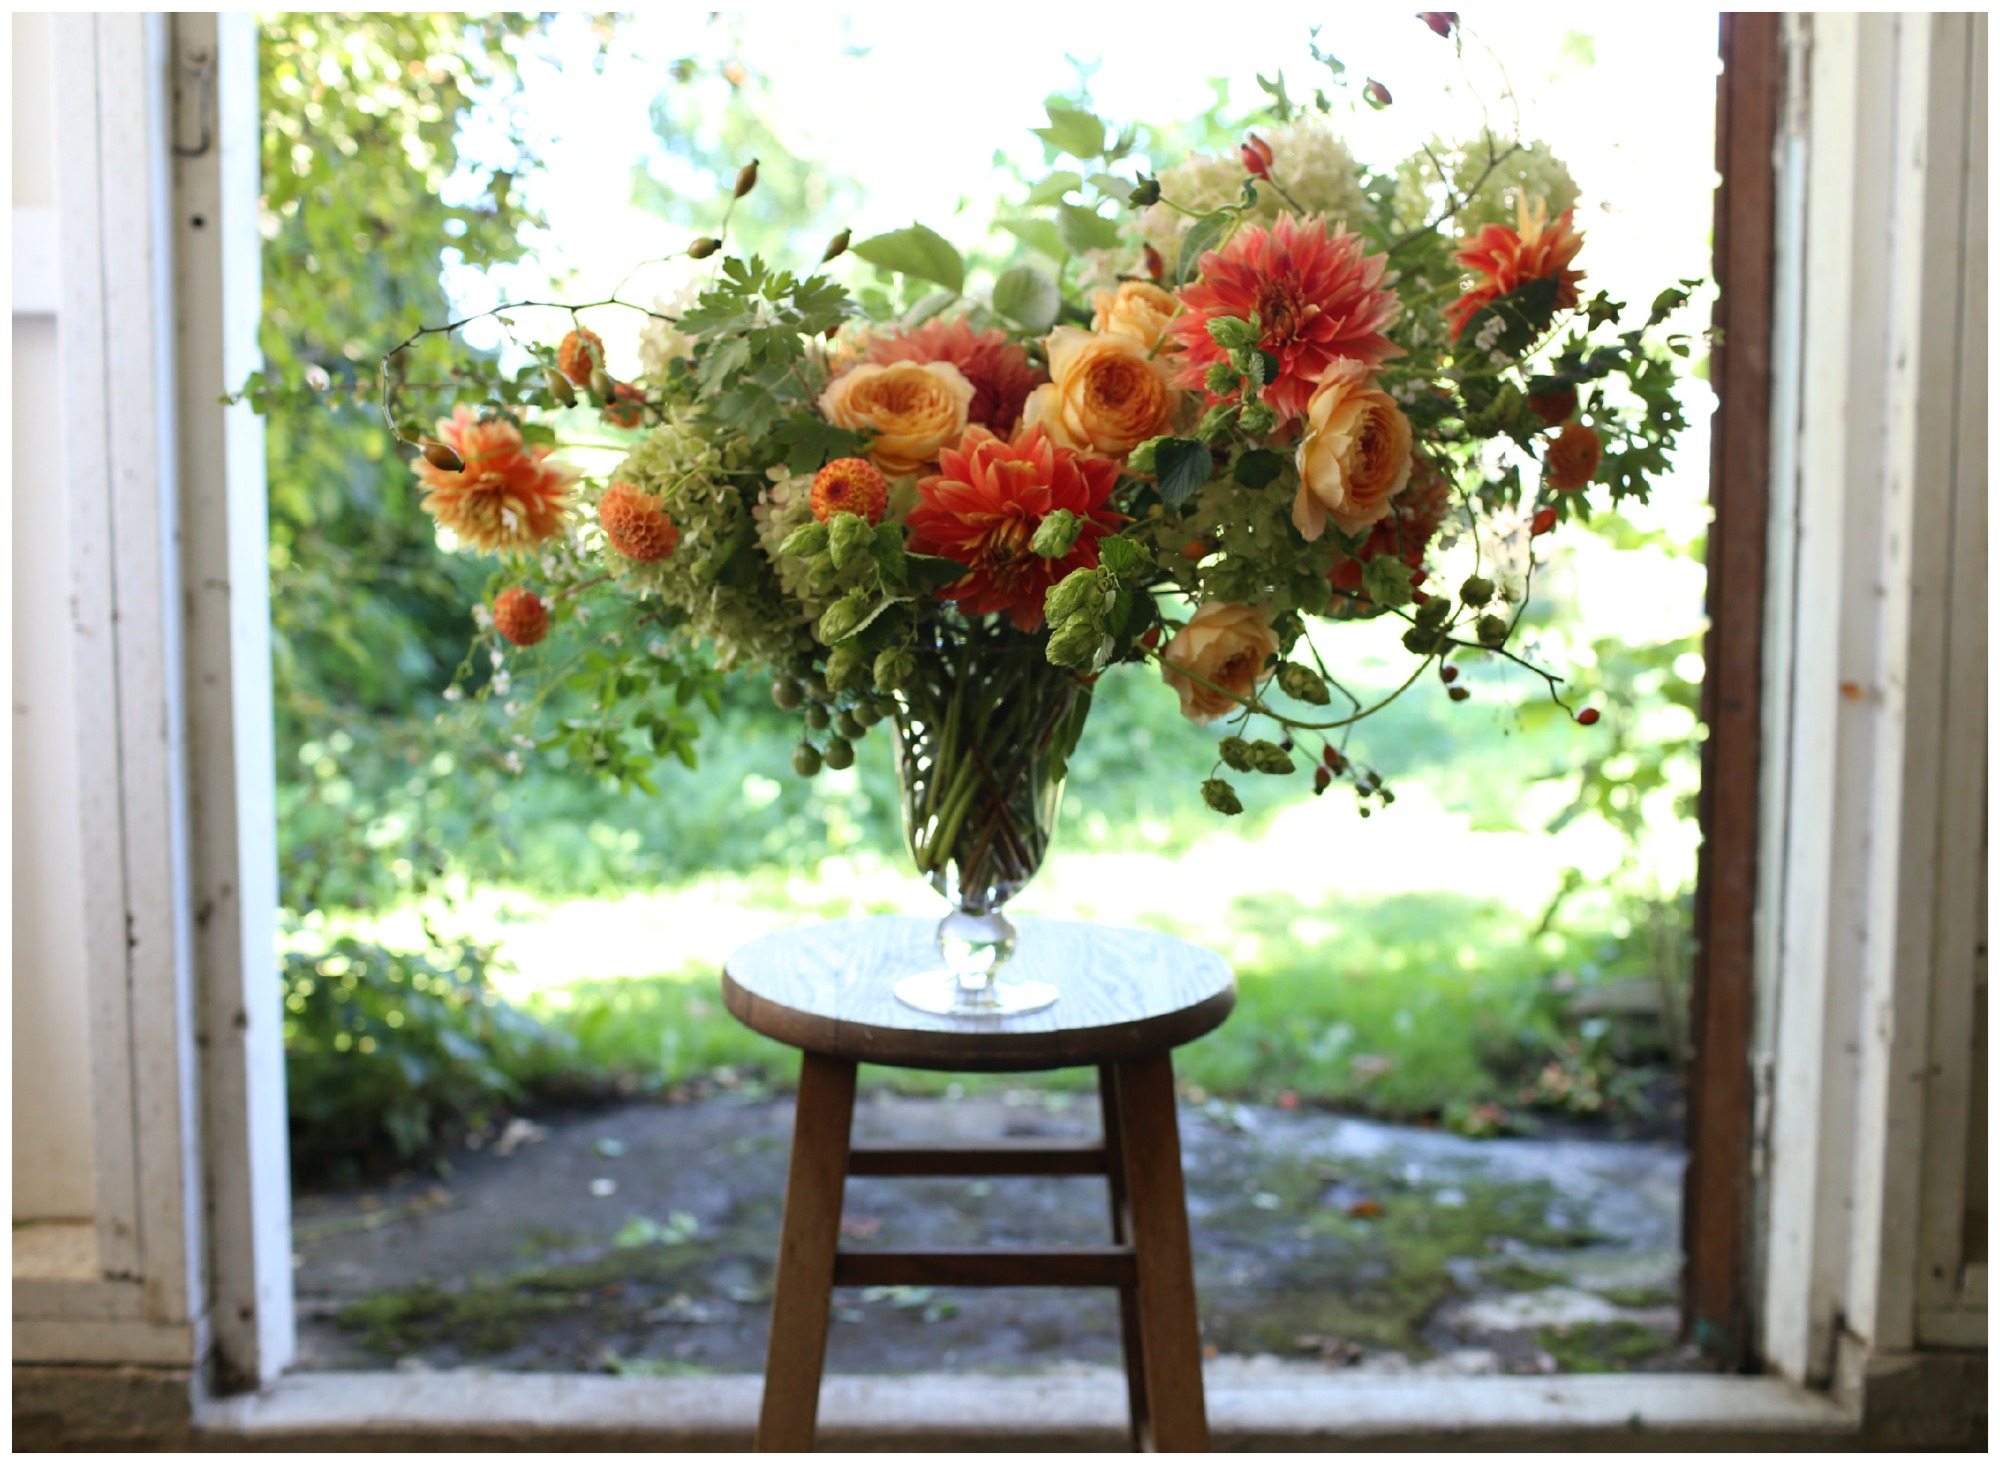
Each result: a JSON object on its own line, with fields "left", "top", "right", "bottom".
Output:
{"left": 818, "top": 360, "right": 975, "bottom": 477}
{"left": 1159, "top": 601, "right": 1280, "bottom": 723}
{"left": 1021, "top": 326, "right": 1180, "bottom": 460}
{"left": 1090, "top": 280, "right": 1181, "bottom": 352}
{"left": 1291, "top": 359, "right": 1413, "bottom": 542}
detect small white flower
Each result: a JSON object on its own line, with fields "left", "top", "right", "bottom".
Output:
{"left": 304, "top": 364, "right": 332, "bottom": 393}
{"left": 443, "top": 685, "right": 464, "bottom": 703}
{"left": 491, "top": 670, "right": 511, "bottom": 696}
{"left": 502, "top": 751, "right": 523, "bottom": 775}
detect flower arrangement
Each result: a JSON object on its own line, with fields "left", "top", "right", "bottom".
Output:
{"left": 347, "top": 25, "right": 1699, "bottom": 1011}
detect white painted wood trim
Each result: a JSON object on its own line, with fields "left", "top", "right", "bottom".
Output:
{"left": 172, "top": 11, "right": 296, "bottom": 1387}
{"left": 11, "top": 205, "right": 58, "bottom": 315}
{"left": 196, "top": 1370, "right": 1856, "bottom": 1449}
{"left": 14, "top": 1318, "right": 198, "bottom": 1368}
{"left": 93, "top": 8, "right": 207, "bottom": 1336}
{"left": 51, "top": 8, "right": 146, "bottom": 1288}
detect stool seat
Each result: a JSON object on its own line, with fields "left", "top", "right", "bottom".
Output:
{"left": 726, "top": 915, "right": 1231, "bottom": 1452}
{"left": 723, "top": 915, "right": 1235, "bottom": 1071}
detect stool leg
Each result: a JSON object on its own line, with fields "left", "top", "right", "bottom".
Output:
{"left": 1111, "top": 1053, "right": 1209, "bottom": 1452}
{"left": 755, "top": 1053, "right": 857, "bottom": 1452}
{"left": 1099, "top": 1064, "right": 1150, "bottom": 1450}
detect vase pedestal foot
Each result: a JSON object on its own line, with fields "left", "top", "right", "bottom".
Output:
{"left": 892, "top": 968, "right": 1060, "bottom": 1018}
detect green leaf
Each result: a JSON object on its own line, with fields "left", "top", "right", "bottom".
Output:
{"left": 1024, "top": 171, "right": 1082, "bottom": 206}
{"left": 1152, "top": 438, "right": 1212, "bottom": 510}
{"left": 1087, "top": 171, "right": 1130, "bottom": 199}
{"left": 999, "top": 217, "right": 1069, "bottom": 262}
{"left": 902, "top": 553, "right": 971, "bottom": 595}
{"left": 850, "top": 223, "right": 965, "bottom": 295}
{"left": 1232, "top": 448, "right": 1289, "bottom": 489}
{"left": 1175, "top": 211, "right": 1234, "bottom": 285}
{"left": 992, "top": 265, "right": 1060, "bottom": 334}
{"left": 1057, "top": 203, "right": 1122, "bottom": 256}
{"left": 1032, "top": 102, "right": 1104, "bottom": 160}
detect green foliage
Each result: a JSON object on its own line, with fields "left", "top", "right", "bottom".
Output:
{"left": 283, "top": 934, "right": 583, "bottom": 1185}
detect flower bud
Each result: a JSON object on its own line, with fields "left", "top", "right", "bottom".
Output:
{"left": 1240, "top": 135, "right": 1274, "bottom": 180}
{"left": 1045, "top": 617, "right": 1106, "bottom": 668}
{"left": 1313, "top": 766, "right": 1332, "bottom": 795}
{"left": 1276, "top": 662, "right": 1331, "bottom": 705}
{"left": 1201, "top": 777, "right": 1244, "bottom": 816}
{"left": 1476, "top": 613, "right": 1510, "bottom": 647}
{"left": 1205, "top": 361, "right": 1241, "bottom": 396}
{"left": 1419, "top": 12, "right": 1458, "bottom": 38}
{"left": 827, "top": 511, "right": 876, "bottom": 570}
{"left": 1045, "top": 567, "right": 1103, "bottom": 626}
{"left": 733, "top": 159, "right": 759, "bottom": 198}
{"left": 1218, "top": 736, "right": 1253, "bottom": 772}
{"left": 1143, "top": 244, "right": 1165, "bottom": 282}
{"left": 826, "top": 644, "right": 868, "bottom": 694}
{"left": 422, "top": 439, "right": 465, "bottom": 472}
{"left": 590, "top": 368, "right": 615, "bottom": 399}
{"left": 545, "top": 367, "right": 577, "bottom": 407}
{"left": 822, "top": 228, "right": 851, "bottom": 263}
{"left": 873, "top": 646, "right": 917, "bottom": 693}
{"left": 1128, "top": 175, "right": 1162, "bottom": 207}
{"left": 1531, "top": 506, "right": 1559, "bottom": 536}
{"left": 1459, "top": 575, "right": 1495, "bottom": 607}
{"left": 816, "top": 592, "right": 872, "bottom": 644}
{"left": 780, "top": 521, "right": 831, "bottom": 559}
{"left": 1364, "top": 78, "right": 1393, "bottom": 108}
{"left": 1205, "top": 315, "right": 1261, "bottom": 351}
{"left": 1030, "top": 509, "right": 1083, "bottom": 559}
{"left": 1247, "top": 739, "right": 1295, "bottom": 775}
{"left": 687, "top": 236, "right": 722, "bottom": 259}
{"left": 1576, "top": 707, "right": 1601, "bottom": 726}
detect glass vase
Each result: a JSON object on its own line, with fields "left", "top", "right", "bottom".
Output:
{"left": 890, "top": 620, "right": 1092, "bottom": 1017}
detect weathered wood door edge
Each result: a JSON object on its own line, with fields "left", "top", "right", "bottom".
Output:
{"left": 1683, "top": 9, "right": 1783, "bottom": 1371}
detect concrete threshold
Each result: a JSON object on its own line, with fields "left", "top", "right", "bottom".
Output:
{"left": 196, "top": 1367, "right": 1858, "bottom": 1451}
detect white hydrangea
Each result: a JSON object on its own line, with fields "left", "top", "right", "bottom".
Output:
{"left": 1394, "top": 131, "right": 1579, "bottom": 239}
{"left": 1139, "top": 114, "right": 1371, "bottom": 277}
{"left": 636, "top": 281, "right": 702, "bottom": 382}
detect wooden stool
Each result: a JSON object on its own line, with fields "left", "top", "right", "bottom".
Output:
{"left": 723, "top": 915, "right": 1234, "bottom": 1452}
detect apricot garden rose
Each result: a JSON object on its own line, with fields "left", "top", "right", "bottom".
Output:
{"left": 1292, "top": 360, "right": 1414, "bottom": 542}
{"left": 1159, "top": 601, "right": 1280, "bottom": 722}
{"left": 818, "top": 360, "right": 975, "bottom": 477}
{"left": 1089, "top": 280, "right": 1180, "bottom": 352}
{"left": 1021, "top": 326, "right": 1179, "bottom": 459}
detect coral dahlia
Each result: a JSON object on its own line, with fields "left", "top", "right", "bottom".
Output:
{"left": 864, "top": 318, "right": 1045, "bottom": 435}
{"left": 1445, "top": 199, "right": 1586, "bottom": 341}
{"left": 905, "top": 426, "right": 1125, "bottom": 632}
{"left": 416, "top": 405, "right": 575, "bottom": 554}
{"left": 599, "top": 481, "right": 679, "bottom": 562}
{"left": 1167, "top": 214, "right": 1401, "bottom": 421}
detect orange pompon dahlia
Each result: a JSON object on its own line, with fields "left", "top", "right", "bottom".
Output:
{"left": 1543, "top": 421, "right": 1603, "bottom": 492}
{"left": 864, "top": 318, "right": 1046, "bottom": 435}
{"left": 1445, "top": 199, "right": 1586, "bottom": 341}
{"left": 1167, "top": 214, "right": 1401, "bottom": 421}
{"left": 415, "top": 405, "right": 576, "bottom": 554}
{"left": 557, "top": 328, "right": 604, "bottom": 385}
{"left": 811, "top": 457, "right": 889, "bottom": 524}
{"left": 492, "top": 587, "right": 550, "bottom": 647}
{"left": 905, "top": 426, "right": 1125, "bottom": 632}
{"left": 598, "top": 481, "right": 679, "bottom": 562}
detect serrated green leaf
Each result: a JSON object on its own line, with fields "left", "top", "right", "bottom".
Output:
{"left": 1057, "top": 202, "right": 1123, "bottom": 256}
{"left": 992, "top": 265, "right": 1061, "bottom": 334}
{"left": 1032, "top": 102, "right": 1104, "bottom": 159}
{"left": 1024, "top": 171, "right": 1082, "bottom": 206}
{"left": 850, "top": 223, "right": 964, "bottom": 295}
{"left": 999, "top": 217, "right": 1069, "bottom": 262}
{"left": 1153, "top": 438, "right": 1211, "bottom": 509}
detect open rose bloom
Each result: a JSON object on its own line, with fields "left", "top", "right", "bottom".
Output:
{"left": 380, "top": 78, "right": 1692, "bottom": 822}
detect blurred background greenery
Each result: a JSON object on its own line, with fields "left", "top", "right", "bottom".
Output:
{"left": 261, "top": 13, "right": 1710, "bottom": 1185}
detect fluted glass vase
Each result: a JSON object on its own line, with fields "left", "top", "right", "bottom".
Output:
{"left": 890, "top": 621, "right": 1092, "bottom": 1016}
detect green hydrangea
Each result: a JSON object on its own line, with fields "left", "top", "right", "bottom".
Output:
{"left": 604, "top": 410, "right": 807, "bottom": 669}
{"left": 1141, "top": 115, "right": 1372, "bottom": 276}
{"left": 1393, "top": 131, "right": 1579, "bottom": 238}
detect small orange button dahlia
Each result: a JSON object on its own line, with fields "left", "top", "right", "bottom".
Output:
{"left": 493, "top": 587, "right": 550, "bottom": 647}
{"left": 1544, "top": 421, "right": 1603, "bottom": 493}
{"left": 556, "top": 328, "right": 604, "bottom": 386}
{"left": 599, "top": 482, "right": 679, "bottom": 562}
{"left": 811, "top": 457, "right": 890, "bottom": 524}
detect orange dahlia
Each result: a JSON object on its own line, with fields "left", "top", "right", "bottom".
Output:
{"left": 598, "top": 481, "right": 679, "bottom": 562}
{"left": 557, "top": 328, "right": 604, "bottom": 385}
{"left": 905, "top": 426, "right": 1125, "bottom": 632}
{"left": 415, "top": 405, "right": 575, "bottom": 554}
{"left": 492, "top": 587, "right": 550, "bottom": 647}
{"left": 1167, "top": 214, "right": 1401, "bottom": 421}
{"left": 1543, "top": 421, "right": 1602, "bottom": 492}
{"left": 811, "top": 457, "right": 889, "bottom": 524}
{"left": 1445, "top": 199, "right": 1586, "bottom": 342}
{"left": 865, "top": 318, "right": 1046, "bottom": 435}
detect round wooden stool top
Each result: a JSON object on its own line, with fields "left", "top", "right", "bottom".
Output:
{"left": 722, "top": 915, "right": 1234, "bottom": 1073}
